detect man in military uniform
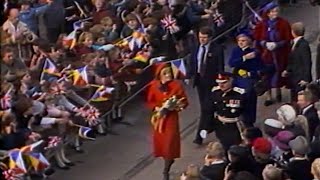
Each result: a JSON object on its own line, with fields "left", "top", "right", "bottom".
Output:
{"left": 198, "top": 72, "right": 245, "bottom": 150}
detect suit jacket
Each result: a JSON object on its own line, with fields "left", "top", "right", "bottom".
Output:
{"left": 316, "top": 42, "right": 320, "bottom": 79}
{"left": 287, "top": 37, "right": 312, "bottom": 85}
{"left": 188, "top": 42, "right": 224, "bottom": 87}
{"left": 199, "top": 161, "right": 227, "bottom": 180}
{"left": 303, "top": 105, "right": 320, "bottom": 138}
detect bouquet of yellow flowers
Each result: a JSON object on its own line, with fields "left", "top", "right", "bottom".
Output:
{"left": 151, "top": 96, "right": 186, "bottom": 133}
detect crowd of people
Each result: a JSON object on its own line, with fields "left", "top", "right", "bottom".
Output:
{"left": 0, "top": 0, "right": 320, "bottom": 180}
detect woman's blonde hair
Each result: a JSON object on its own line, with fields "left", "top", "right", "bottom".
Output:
{"left": 294, "top": 115, "right": 310, "bottom": 142}
{"left": 78, "top": 32, "right": 94, "bottom": 44}
{"left": 1, "top": 112, "right": 16, "bottom": 134}
{"left": 206, "top": 141, "right": 225, "bottom": 158}
{"left": 312, "top": 158, "right": 320, "bottom": 179}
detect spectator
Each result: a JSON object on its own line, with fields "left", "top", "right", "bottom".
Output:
{"left": 305, "top": 83, "right": 320, "bottom": 103}
{"left": 1, "top": 46, "right": 27, "bottom": 76}
{"left": 226, "top": 145, "right": 257, "bottom": 177}
{"left": 297, "top": 90, "right": 320, "bottom": 138}
{"left": 272, "top": 130, "right": 295, "bottom": 162}
{"left": 311, "top": 158, "right": 320, "bottom": 180}
{"left": 2, "top": 8, "right": 36, "bottom": 45}
{"left": 251, "top": 137, "right": 274, "bottom": 179}
{"left": 241, "top": 127, "right": 263, "bottom": 147}
{"left": 19, "top": 0, "right": 49, "bottom": 34}
{"left": 180, "top": 164, "right": 200, "bottom": 180}
{"left": 282, "top": 22, "right": 312, "bottom": 102}
{"left": 262, "top": 164, "right": 284, "bottom": 180}
{"left": 200, "top": 141, "right": 227, "bottom": 180}
{"left": 316, "top": 37, "right": 320, "bottom": 80}
{"left": 75, "top": 32, "right": 95, "bottom": 56}
{"left": 43, "top": 0, "right": 65, "bottom": 43}
{"left": 286, "top": 136, "right": 313, "bottom": 180}
{"left": 254, "top": 2, "right": 292, "bottom": 106}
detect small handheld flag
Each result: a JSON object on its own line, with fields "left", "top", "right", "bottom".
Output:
{"left": 161, "top": 15, "right": 180, "bottom": 34}
{"left": 72, "top": 66, "right": 89, "bottom": 86}
{"left": 40, "top": 58, "right": 61, "bottom": 82}
{"left": 78, "top": 126, "right": 95, "bottom": 140}
{"left": 171, "top": 59, "right": 187, "bottom": 79}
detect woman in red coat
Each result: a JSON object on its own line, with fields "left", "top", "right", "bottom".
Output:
{"left": 146, "top": 63, "right": 188, "bottom": 180}
{"left": 254, "top": 2, "right": 292, "bottom": 106}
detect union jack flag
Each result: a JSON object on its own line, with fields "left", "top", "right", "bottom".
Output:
{"left": 0, "top": 86, "right": 12, "bottom": 110}
{"left": 212, "top": 10, "right": 224, "bottom": 27}
{"left": 161, "top": 15, "right": 180, "bottom": 34}
{"left": 44, "top": 136, "right": 62, "bottom": 150}
{"left": 86, "top": 108, "right": 100, "bottom": 126}
{"left": 49, "top": 82, "right": 65, "bottom": 95}
{"left": 2, "top": 168, "right": 23, "bottom": 180}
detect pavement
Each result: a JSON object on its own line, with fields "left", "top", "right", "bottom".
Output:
{"left": 51, "top": 1, "right": 319, "bottom": 180}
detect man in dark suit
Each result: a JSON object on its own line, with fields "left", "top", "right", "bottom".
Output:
{"left": 297, "top": 91, "right": 320, "bottom": 139}
{"left": 282, "top": 22, "right": 312, "bottom": 102}
{"left": 316, "top": 37, "right": 320, "bottom": 80}
{"left": 186, "top": 26, "right": 224, "bottom": 145}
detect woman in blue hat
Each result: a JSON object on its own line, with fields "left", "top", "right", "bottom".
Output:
{"left": 229, "top": 33, "right": 263, "bottom": 127}
{"left": 254, "top": 2, "right": 292, "bottom": 106}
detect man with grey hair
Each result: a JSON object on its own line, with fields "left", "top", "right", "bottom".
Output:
{"left": 297, "top": 91, "right": 320, "bottom": 138}
{"left": 282, "top": 22, "right": 312, "bottom": 102}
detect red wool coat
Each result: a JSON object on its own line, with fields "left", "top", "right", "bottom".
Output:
{"left": 254, "top": 17, "right": 292, "bottom": 87}
{"left": 146, "top": 80, "right": 188, "bottom": 159}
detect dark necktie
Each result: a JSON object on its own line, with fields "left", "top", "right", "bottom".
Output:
{"left": 199, "top": 45, "right": 206, "bottom": 77}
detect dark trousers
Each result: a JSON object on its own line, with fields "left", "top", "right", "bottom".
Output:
{"left": 290, "top": 83, "right": 306, "bottom": 102}
{"left": 215, "top": 121, "right": 242, "bottom": 151}
{"left": 46, "top": 27, "right": 63, "bottom": 44}
{"left": 242, "top": 87, "right": 257, "bottom": 127}
{"left": 194, "top": 75, "right": 215, "bottom": 143}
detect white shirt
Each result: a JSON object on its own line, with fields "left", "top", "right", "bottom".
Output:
{"left": 292, "top": 36, "right": 303, "bottom": 50}
{"left": 197, "top": 44, "right": 210, "bottom": 73}
{"left": 302, "top": 104, "right": 314, "bottom": 115}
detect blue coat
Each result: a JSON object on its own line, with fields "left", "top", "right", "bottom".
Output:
{"left": 19, "top": 5, "right": 48, "bottom": 33}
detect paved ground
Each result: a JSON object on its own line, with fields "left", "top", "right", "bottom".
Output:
{"left": 52, "top": 1, "right": 319, "bottom": 180}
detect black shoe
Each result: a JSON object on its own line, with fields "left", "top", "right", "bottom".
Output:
{"left": 264, "top": 100, "right": 274, "bottom": 106}
{"left": 193, "top": 139, "right": 203, "bottom": 146}
{"left": 44, "top": 168, "right": 55, "bottom": 176}
{"left": 65, "top": 162, "right": 75, "bottom": 166}
{"left": 276, "top": 94, "right": 282, "bottom": 102}
{"left": 163, "top": 172, "right": 169, "bottom": 180}
{"left": 74, "top": 146, "right": 84, "bottom": 153}
{"left": 57, "top": 165, "right": 70, "bottom": 170}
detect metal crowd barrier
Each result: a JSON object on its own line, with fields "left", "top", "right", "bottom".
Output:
{"left": 97, "top": 0, "right": 271, "bottom": 125}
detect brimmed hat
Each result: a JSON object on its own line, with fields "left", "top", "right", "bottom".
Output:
{"left": 263, "top": 2, "right": 279, "bottom": 13}
{"left": 252, "top": 137, "right": 272, "bottom": 154}
{"left": 215, "top": 72, "right": 233, "bottom": 83}
{"left": 276, "top": 104, "right": 297, "bottom": 124}
{"left": 273, "top": 131, "right": 295, "bottom": 151}
{"left": 289, "top": 136, "right": 309, "bottom": 155}
{"left": 263, "top": 119, "right": 285, "bottom": 137}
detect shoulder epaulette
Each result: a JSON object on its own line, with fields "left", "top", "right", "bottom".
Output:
{"left": 211, "top": 86, "right": 220, "bottom": 92}
{"left": 233, "top": 87, "right": 245, "bottom": 94}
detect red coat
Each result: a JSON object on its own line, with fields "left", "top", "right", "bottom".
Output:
{"left": 254, "top": 17, "right": 292, "bottom": 87}
{"left": 146, "top": 80, "right": 188, "bottom": 159}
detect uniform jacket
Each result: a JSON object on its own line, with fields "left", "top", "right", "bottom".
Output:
{"left": 201, "top": 86, "right": 245, "bottom": 130}
{"left": 287, "top": 37, "right": 312, "bottom": 85}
